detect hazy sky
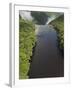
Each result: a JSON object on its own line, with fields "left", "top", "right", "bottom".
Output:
{"left": 19, "top": 10, "right": 33, "bottom": 21}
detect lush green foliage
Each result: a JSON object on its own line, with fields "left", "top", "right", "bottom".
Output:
{"left": 31, "top": 11, "right": 48, "bottom": 25}
{"left": 50, "top": 15, "right": 64, "bottom": 50}
{"left": 19, "top": 16, "right": 36, "bottom": 79}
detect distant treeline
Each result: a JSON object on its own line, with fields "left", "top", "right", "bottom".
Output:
{"left": 31, "top": 11, "right": 48, "bottom": 25}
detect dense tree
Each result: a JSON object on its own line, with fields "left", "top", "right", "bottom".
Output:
{"left": 50, "top": 15, "right": 64, "bottom": 53}
{"left": 31, "top": 11, "right": 48, "bottom": 25}
{"left": 19, "top": 15, "right": 36, "bottom": 79}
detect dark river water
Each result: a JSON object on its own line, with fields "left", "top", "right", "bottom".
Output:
{"left": 29, "top": 25, "right": 64, "bottom": 78}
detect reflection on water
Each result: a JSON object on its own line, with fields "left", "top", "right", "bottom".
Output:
{"left": 29, "top": 25, "right": 64, "bottom": 78}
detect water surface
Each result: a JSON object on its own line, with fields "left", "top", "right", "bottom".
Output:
{"left": 29, "top": 25, "right": 64, "bottom": 78}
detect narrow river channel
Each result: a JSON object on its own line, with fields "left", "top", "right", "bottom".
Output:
{"left": 29, "top": 25, "right": 64, "bottom": 78}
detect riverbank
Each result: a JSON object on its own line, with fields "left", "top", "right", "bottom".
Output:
{"left": 49, "top": 15, "right": 64, "bottom": 53}
{"left": 19, "top": 16, "right": 36, "bottom": 79}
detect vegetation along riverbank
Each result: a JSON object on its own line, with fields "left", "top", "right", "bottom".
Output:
{"left": 50, "top": 15, "right": 64, "bottom": 53}
{"left": 19, "top": 15, "right": 36, "bottom": 79}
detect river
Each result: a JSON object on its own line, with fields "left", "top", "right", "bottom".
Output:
{"left": 29, "top": 25, "right": 64, "bottom": 78}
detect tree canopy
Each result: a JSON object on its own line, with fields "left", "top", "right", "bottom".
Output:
{"left": 31, "top": 11, "right": 49, "bottom": 25}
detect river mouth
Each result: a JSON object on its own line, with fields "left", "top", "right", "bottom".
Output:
{"left": 28, "top": 25, "right": 64, "bottom": 78}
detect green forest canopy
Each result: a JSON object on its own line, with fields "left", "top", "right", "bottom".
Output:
{"left": 31, "top": 11, "right": 48, "bottom": 25}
